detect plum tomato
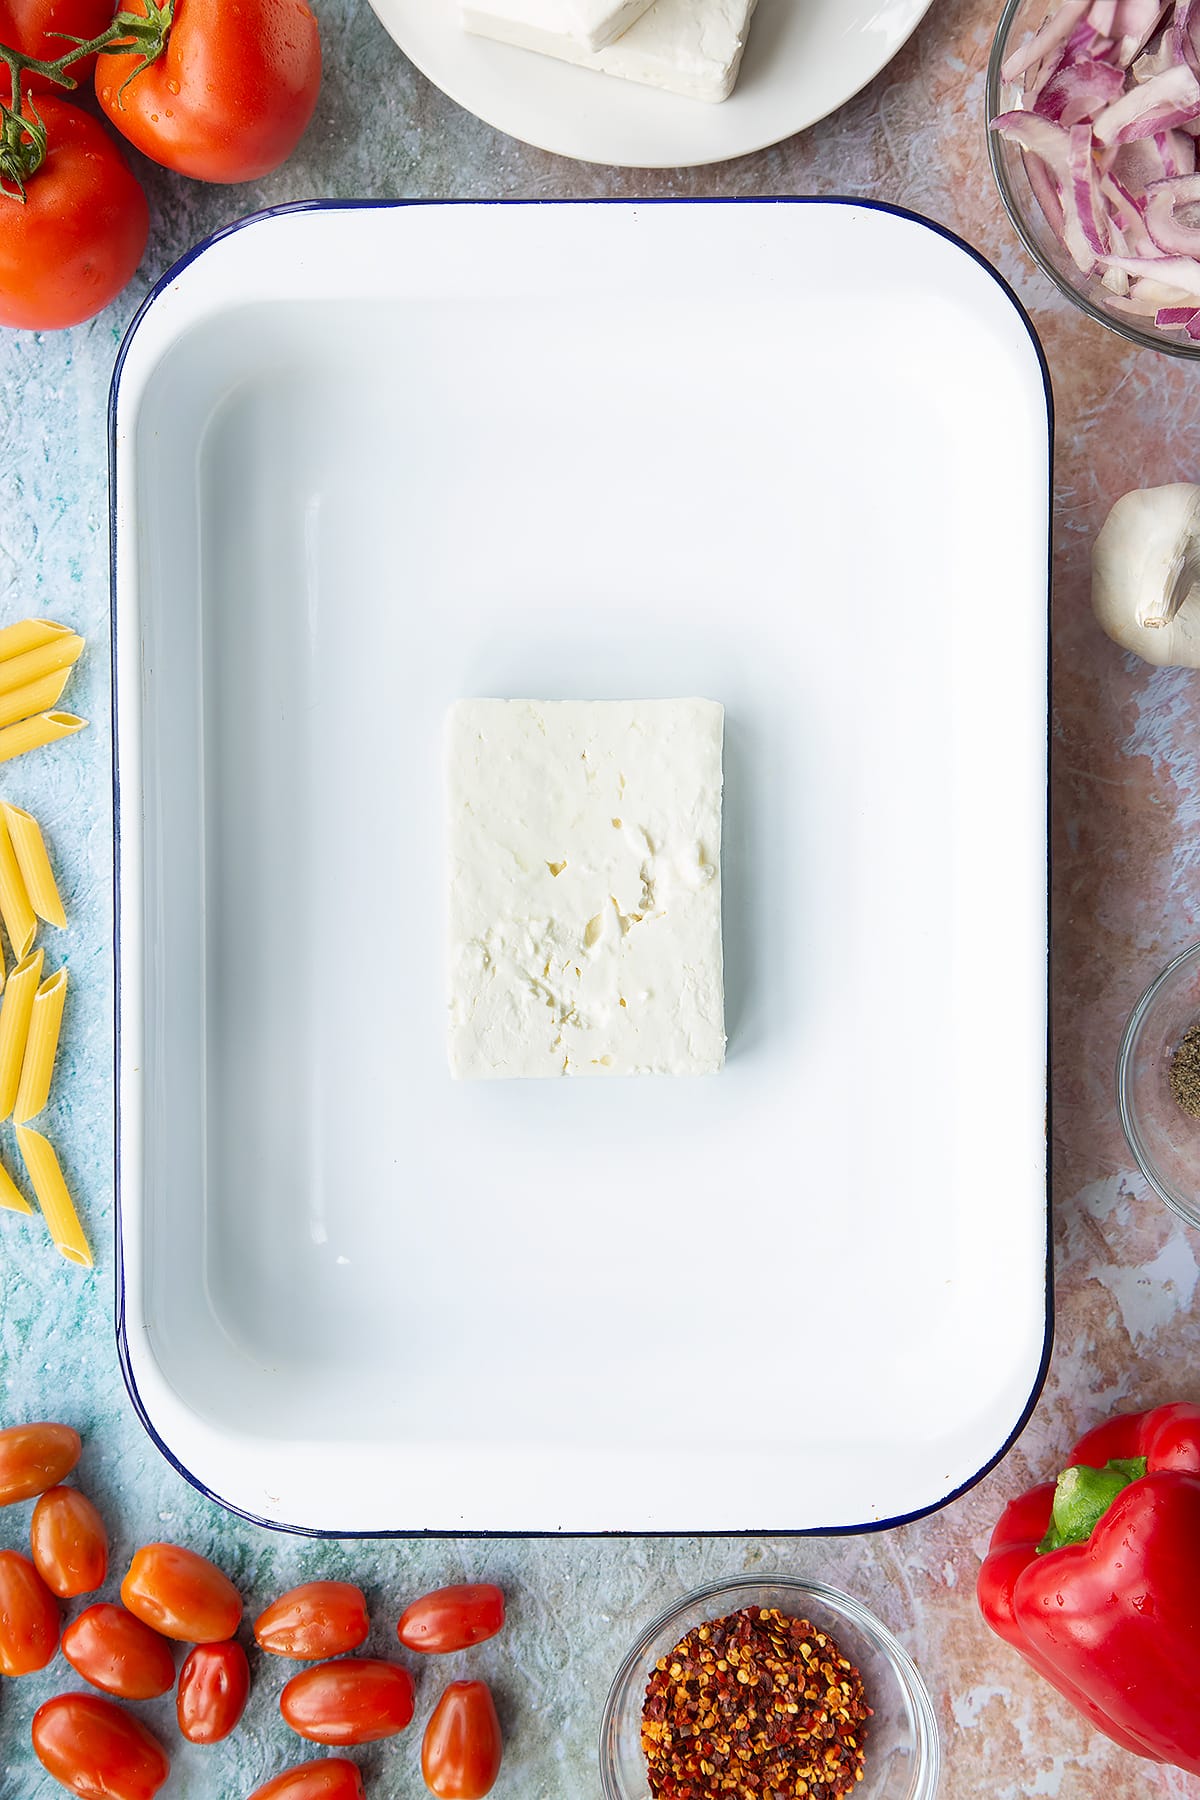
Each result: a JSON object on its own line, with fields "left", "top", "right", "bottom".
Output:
{"left": 62, "top": 1603, "right": 176, "bottom": 1700}
{"left": 120, "top": 1542, "right": 243, "bottom": 1643}
{"left": 31, "top": 1485, "right": 109, "bottom": 1597}
{"left": 96, "top": 0, "right": 321, "bottom": 184}
{"left": 397, "top": 1584, "right": 505, "bottom": 1655}
{"left": 177, "top": 1639, "right": 251, "bottom": 1744}
{"left": 0, "top": 0, "right": 118, "bottom": 92}
{"left": 0, "top": 1420, "right": 80, "bottom": 1503}
{"left": 255, "top": 1580, "right": 369, "bottom": 1660}
{"left": 247, "top": 1760, "right": 366, "bottom": 1800}
{"left": 32, "top": 1693, "right": 170, "bottom": 1800}
{"left": 0, "top": 97, "right": 148, "bottom": 331}
{"left": 421, "top": 1681, "right": 503, "bottom": 1800}
{"left": 280, "top": 1659, "right": 415, "bottom": 1745}
{"left": 0, "top": 1548, "right": 59, "bottom": 1674}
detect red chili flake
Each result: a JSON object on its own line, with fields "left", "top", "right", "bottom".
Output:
{"left": 641, "top": 1605, "right": 871, "bottom": 1800}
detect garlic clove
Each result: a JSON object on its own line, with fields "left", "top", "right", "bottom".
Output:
{"left": 1092, "top": 482, "right": 1200, "bottom": 667}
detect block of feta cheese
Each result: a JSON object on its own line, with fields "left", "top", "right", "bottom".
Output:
{"left": 447, "top": 699, "right": 725, "bottom": 1079}
{"left": 461, "top": 0, "right": 656, "bottom": 56}
{"left": 463, "top": 0, "right": 758, "bottom": 104}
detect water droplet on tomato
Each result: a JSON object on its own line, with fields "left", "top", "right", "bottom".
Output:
{"left": 167, "top": 79, "right": 180, "bottom": 94}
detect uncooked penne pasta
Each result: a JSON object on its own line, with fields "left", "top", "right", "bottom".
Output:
{"left": 2, "top": 805, "right": 65, "bottom": 929}
{"left": 0, "top": 636, "right": 84, "bottom": 699}
{"left": 0, "top": 620, "right": 76, "bottom": 665}
{"left": 0, "top": 669, "right": 70, "bottom": 732}
{"left": 13, "top": 968, "right": 66, "bottom": 1125}
{"left": 0, "top": 1159, "right": 32, "bottom": 1216}
{"left": 0, "top": 811, "right": 36, "bottom": 962}
{"left": 0, "top": 713, "right": 87, "bottom": 765}
{"left": 16, "top": 1126, "right": 91, "bottom": 1268}
{"left": 0, "top": 950, "right": 43, "bottom": 1120}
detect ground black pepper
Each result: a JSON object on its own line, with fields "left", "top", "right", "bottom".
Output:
{"left": 1169, "top": 1024, "right": 1200, "bottom": 1118}
{"left": 641, "top": 1605, "right": 871, "bottom": 1800}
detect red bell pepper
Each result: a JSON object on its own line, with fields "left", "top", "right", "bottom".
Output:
{"left": 977, "top": 1402, "right": 1200, "bottom": 1773}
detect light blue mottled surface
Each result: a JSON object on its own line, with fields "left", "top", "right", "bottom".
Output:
{"left": 4, "top": 2, "right": 1200, "bottom": 1797}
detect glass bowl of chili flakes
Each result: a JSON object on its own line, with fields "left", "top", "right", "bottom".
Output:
{"left": 599, "top": 1575, "right": 940, "bottom": 1800}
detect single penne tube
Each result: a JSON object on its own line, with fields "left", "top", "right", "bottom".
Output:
{"left": 0, "top": 620, "right": 75, "bottom": 665}
{"left": 0, "top": 669, "right": 70, "bottom": 732}
{"left": 0, "top": 713, "right": 87, "bottom": 765}
{"left": 0, "top": 950, "right": 43, "bottom": 1119}
{"left": 0, "top": 811, "right": 36, "bottom": 962}
{"left": 0, "top": 636, "right": 84, "bottom": 699}
{"left": 16, "top": 1126, "right": 92, "bottom": 1268}
{"left": 13, "top": 969, "right": 67, "bottom": 1125}
{"left": 2, "top": 804, "right": 66, "bottom": 929}
{"left": 0, "top": 1158, "right": 32, "bottom": 1216}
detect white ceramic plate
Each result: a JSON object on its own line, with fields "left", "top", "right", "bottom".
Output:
{"left": 112, "top": 199, "right": 1050, "bottom": 1536}
{"left": 367, "top": 0, "right": 936, "bottom": 168}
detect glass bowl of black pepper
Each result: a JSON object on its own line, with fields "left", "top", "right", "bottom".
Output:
{"left": 1118, "top": 941, "right": 1200, "bottom": 1229}
{"left": 599, "top": 1575, "right": 940, "bottom": 1800}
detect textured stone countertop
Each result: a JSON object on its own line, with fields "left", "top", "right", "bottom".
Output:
{"left": 2, "top": 0, "right": 1200, "bottom": 1795}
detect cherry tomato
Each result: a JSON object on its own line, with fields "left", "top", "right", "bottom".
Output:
{"left": 255, "top": 1581, "right": 369, "bottom": 1660}
{"left": 0, "top": 96, "right": 148, "bottom": 331}
{"left": 121, "top": 1542, "right": 243, "bottom": 1643}
{"left": 0, "top": 0, "right": 119, "bottom": 92}
{"left": 247, "top": 1760, "right": 366, "bottom": 1800}
{"left": 32, "top": 1693, "right": 170, "bottom": 1800}
{"left": 31, "top": 1485, "right": 109, "bottom": 1597}
{"left": 177, "top": 1639, "right": 251, "bottom": 1744}
{"left": 0, "top": 1548, "right": 59, "bottom": 1673}
{"left": 62, "top": 1603, "right": 176, "bottom": 1700}
{"left": 421, "top": 1681, "right": 503, "bottom": 1800}
{"left": 398, "top": 1584, "right": 505, "bottom": 1655}
{"left": 0, "top": 1420, "right": 80, "bottom": 1503}
{"left": 96, "top": 0, "right": 321, "bottom": 184}
{"left": 280, "top": 1659, "right": 415, "bottom": 1745}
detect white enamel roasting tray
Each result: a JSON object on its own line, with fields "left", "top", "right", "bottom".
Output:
{"left": 111, "top": 200, "right": 1051, "bottom": 1535}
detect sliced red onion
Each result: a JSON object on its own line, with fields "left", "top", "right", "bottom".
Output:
{"left": 1111, "top": 0, "right": 1171, "bottom": 62}
{"left": 1092, "top": 60, "right": 1200, "bottom": 140}
{"left": 1185, "top": 307, "right": 1200, "bottom": 330}
{"left": 1155, "top": 301, "right": 1200, "bottom": 317}
{"left": 1034, "top": 56, "right": 1128, "bottom": 119}
{"left": 1002, "top": 0, "right": 1093, "bottom": 83}
{"left": 1090, "top": 0, "right": 1118, "bottom": 30}
{"left": 1134, "top": 34, "right": 1178, "bottom": 76}
{"left": 1144, "top": 169, "right": 1200, "bottom": 247}
{"left": 1069, "top": 120, "right": 1113, "bottom": 249}
{"left": 1173, "top": 0, "right": 1200, "bottom": 70}
{"left": 1100, "top": 249, "right": 1200, "bottom": 291}
{"left": 1155, "top": 124, "right": 1197, "bottom": 167}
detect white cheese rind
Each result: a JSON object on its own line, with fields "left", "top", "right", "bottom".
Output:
{"left": 447, "top": 699, "right": 725, "bottom": 1079}
{"left": 463, "top": 0, "right": 759, "bottom": 104}
{"left": 461, "top": 0, "right": 655, "bottom": 56}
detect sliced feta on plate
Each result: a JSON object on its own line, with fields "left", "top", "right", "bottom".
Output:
{"left": 461, "top": 0, "right": 656, "bottom": 57}
{"left": 463, "top": 0, "right": 759, "bottom": 104}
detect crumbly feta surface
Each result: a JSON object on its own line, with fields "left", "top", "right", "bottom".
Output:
{"left": 461, "top": 0, "right": 655, "bottom": 54}
{"left": 447, "top": 699, "right": 725, "bottom": 1079}
{"left": 462, "top": 0, "right": 759, "bottom": 103}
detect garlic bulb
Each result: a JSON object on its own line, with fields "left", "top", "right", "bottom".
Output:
{"left": 1092, "top": 483, "right": 1200, "bottom": 667}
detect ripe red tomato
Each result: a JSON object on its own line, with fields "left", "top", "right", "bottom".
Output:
{"left": 247, "top": 1760, "right": 366, "bottom": 1800}
{"left": 255, "top": 1581, "right": 369, "bottom": 1660}
{"left": 0, "top": 96, "right": 147, "bottom": 331}
{"left": 62, "top": 1603, "right": 176, "bottom": 1700}
{"left": 31, "top": 1485, "right": 109, "bottom": 1597}
{"left": 421, "top": 1681, "right": 503, "bottom": 1800}
{"left": 32, "top": 1693, "right": 170, "bottom": 1800}
{"left": 95, "top": 0, "right": 321, "bottom": 183}
{"left": 0, "top": 1420, "right": 80, "bottom": 1503}
{"left": 280, "top": 1659, "right": 416, "bottom": 1745}
{"left": 0, "top": 0, "right": 118, "bottom": 91}
{"left": 398, "top": 1584, "right": 505, "bottom": 1655}
{"left": 177, "top": 1639, "right": 251, "bottom": 1743}
{"left": 0, "top": 1548, "right": 59, "bottom": 1674}
{"left": 121, "top": 1542, "right": 243, "bottom": 1643}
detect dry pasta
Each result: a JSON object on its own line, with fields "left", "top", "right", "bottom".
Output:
{"left": 13, "top": 968, "right": 66, "bottom": 1125}
{"left": 2, "top": 804, "right": 65, "bottom": 930}
{"left": 0, "top": 950, "right": 43, "bottom": 1119}
{"left": 0, "top": 621, "right": 76, "bottom": 665}
{"left": 0, "top": 714, "right": 87, "bottom": 765}
{"left": 0, "top": 1159, "right": 32, "bottom": 1216}
{"left": 0, "top": 812, "right": 36, "bottom": 962}
{"left": 0, "top": 636, "right": 84, "bottom": 700}
{"left": 0, "top": 671, "right": 71, "bottom": 733}
{"left": 16, "top": 1126, "right": 91, "bottom": 1268}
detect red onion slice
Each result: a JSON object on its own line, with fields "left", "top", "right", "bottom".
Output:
{"left": 1144, "top": 170, "right": 1200, "bottom": 247}
{"left": 1034, "top": 57, "right": 1128, "bottom": 119}
{"left": 1002, "top": 0, "right": 1093, "bottom": 83}
{"left": 1092, "top": 60, "right": 1200, "bottom": 141}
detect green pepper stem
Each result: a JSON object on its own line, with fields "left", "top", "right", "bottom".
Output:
{"left": 1037, "top": 1456, "right": 1148, "bottom": 1555}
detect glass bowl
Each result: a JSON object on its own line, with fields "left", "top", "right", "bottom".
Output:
{"left": 599, "top": 1576, "right": 940, "bottom": 1800}
{"left": 987, "top": 0, "right": 1200, "bottom": 358}
{"left": 1118, "top": 941, "right": 1200, "bottom": 1228}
